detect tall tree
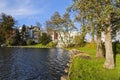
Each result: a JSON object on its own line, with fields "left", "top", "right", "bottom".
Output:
{"left": 68, "top": 0, "right": 120, "bottom": 69}
{"left": 102, "top": 0, "right": 120, "bottom": 69}
{"left": 67, "top": 0, "right": 91, "bottom": 46}
{"left": 0, "top": 13, "right": 15, "bottom": 44}
{"left": 50, "top": 12, "right": 67, "bottom": 47}
{"left": 21, "top": 24, "right": 27, "bottom": 41}
{"left": 62, "top": 13, "right": 76, "bottom": 47}
{"left": 45, "top": 21, "right": 54, "bottom": 35}
{"left": 49, "top": 12, "right": 76, "bottom": 47}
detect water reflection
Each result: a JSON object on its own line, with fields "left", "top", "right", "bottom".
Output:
{"left": 0, "top": 48, "right": 69, "bottom": 80}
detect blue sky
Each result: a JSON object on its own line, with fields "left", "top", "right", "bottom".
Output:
{"left": 0, "top": 0, "right": 73, "bottom": 27}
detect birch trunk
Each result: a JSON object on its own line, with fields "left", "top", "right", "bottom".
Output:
{"left": 104, "top": 15, "right": 115, "bottom": 69}
{"left": 96, "top": 32, "right": 103, "bottom": 58}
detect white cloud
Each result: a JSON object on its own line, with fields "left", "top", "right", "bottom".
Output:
{"left": 0, "top": 0, "right": 45, "bottom": 17}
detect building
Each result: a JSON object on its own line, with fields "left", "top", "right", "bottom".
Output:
{"left": 18, "top": 26, "right": 41, "bottom": 43}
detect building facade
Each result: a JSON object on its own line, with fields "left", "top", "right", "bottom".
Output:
{"left": 18, "top": 26, "right": 41, "bottom": 43}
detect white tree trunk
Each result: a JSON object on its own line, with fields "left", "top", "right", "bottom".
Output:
{"left": 96, "top": 32, "right": 103, "bottom": 58}
{"left": 104, "top": 26, "right": 115, "bottom": 69}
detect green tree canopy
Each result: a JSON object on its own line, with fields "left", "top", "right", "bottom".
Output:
{"left": 38, "top": 33, "right": 52, "bottom": 45}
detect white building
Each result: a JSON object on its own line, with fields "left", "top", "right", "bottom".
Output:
{"left": 18, "top": 26, "right": 41, "bottom": 43}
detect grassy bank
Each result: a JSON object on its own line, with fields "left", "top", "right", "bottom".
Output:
{"left": 8, "top": 44, "right": 51, "bottom": 48}
{"left": 68, "top": 45, "right": 120, "bottom": 80}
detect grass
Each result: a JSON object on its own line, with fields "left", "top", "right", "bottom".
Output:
{"left": 68, "top": 45, "right": 120, "bottom": 80}
{"left": 8, "top": 44, "right": 51, "bottom": 48}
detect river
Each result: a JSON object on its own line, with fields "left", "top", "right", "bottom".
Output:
{"left": 0, "top": 48, "right": 69, "bottom": 80}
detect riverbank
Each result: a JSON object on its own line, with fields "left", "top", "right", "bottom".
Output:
{"left": 7, "top": 44, "right": 51, "bottom": 48}
{"left": 67, "top": 46, "right": 120, "bottom": 80}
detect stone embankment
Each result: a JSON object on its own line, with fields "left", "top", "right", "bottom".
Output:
{"left": 61, "top": 49, "right": 90, "bottom": 80}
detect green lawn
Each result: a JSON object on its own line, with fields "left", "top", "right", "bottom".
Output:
{"left": 8, "top": 44, "right": 50, "bottom": 48}
{"left": 68, "top": 46, "right": 120, "bottom": 80}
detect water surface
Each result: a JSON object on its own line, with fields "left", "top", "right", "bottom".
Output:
{"left": 0, "top": 48, "right": 69, "bottom": 80}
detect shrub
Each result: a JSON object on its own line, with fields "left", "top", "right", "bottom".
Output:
{"left": 85, "top": 43, "right": 97, "bottom": 48}
{"left": 38, "top": 33, "right": 52, "bottom": 45}
{"left": 116, "top": 43, "right": 120, "bottom": 54}
{"left": 102, "top": 42, "right": 120, "bottom": 55}
{"left": 74, "top": 35, "right": 86, "bottom": 47}
{"left": 26, "top": 39, "right": 34, "bottom": 45}
{"left": 6, "top": 38, "right": 16, "bottom": 46}
{"left": 47, "top": 42, "right": 57, "bottom": 48}
{"left": 113, "top": 41, "right": 120, "bottom": 54}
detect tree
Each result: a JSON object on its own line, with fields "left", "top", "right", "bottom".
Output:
{"left": 0, "top": 28, "right": 4, "bottom": 44}
{"left": 50, "top": 12, "right": 67, "bottom": 47}
{"left": 38, "top": 33, "right": 52, "bottom": 45}
{"left": 26, "top": 39, "right": 34, "bottom": 45}
{"left": 49, "top": 12, "right": 76, "bottom": 47}
{"left": 45, "top": 21, "right": 54, "bottom": 35}
{"left": 67, "top": 0, "right": 91, "bottom": 47}
{"left": 6, "top": 29, "right": 21, "bottom": 46}
{"left": 21, "top": 24, "right": 28, "bottom": 42}
{"left": 0, "top": 13, "right": 15, "bottom": 44}
{"left": 68, "top": 0, "right": 120, "bottom": 69}
{"left": 36, "top": 22, "right": 42, "bottom": 36}
{"left": 62, "top": 13, "right": 76, "bottom": 47}
{"left": 12, "top": 29, "right": 21, "bottom": 45}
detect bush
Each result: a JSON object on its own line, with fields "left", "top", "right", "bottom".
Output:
{"left": 26, "top": 39, "right": 34, "bottom": 45}
{"left": 113, "top": 41, "right": 120, "bottom": 54}
{"left": 67, "top": 44, "right": 75, "bottom": 48}
{"left": 38, "top": 33, "right": 52, "bottom": 45}
{"left": 19, "top": 40, "right": 26, "bottom": 46}
{"left": 47, "top": 42, "right": 57, "bottom": 48}
{"left": 6, "top": 38, "right": 16, "bottom": 46}
{"left": 85, "top": 43, "right": 97, "bottom": 48}
{"left": 102, "top": 42, "right": 120, "bottom": 55}
{"left": 116, "top": 43, "right": 120, "bottom": 54}
{"left": 74, "top": 35, "right": 86, "bottom": 47}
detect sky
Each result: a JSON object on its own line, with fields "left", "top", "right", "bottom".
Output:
{"left": 0, "top": 0, "right": 73, "bottom": 27}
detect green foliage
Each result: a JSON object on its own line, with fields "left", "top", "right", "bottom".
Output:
{"left": 20, "top": 24, "right": 28, "bottom": 41}
{"left": 85, "top": 43, "right": 97, "bottom": 49}
{"left": 68, "top": 56, "right": 120, "bottom": 80}
{"left": 26, "top": 39, "right": 34, "bottom": 45}
{"left": 5, "top": 29, "right": 21, "bottom": 46}
{"left": 74, "top": 35, "right": 86, "bottom": 47}
{"left": 47, "top": 42, "right": 57, "bottom": 48}
{"left": 38, "top": 33, "right": 52, "bottom": 45}
{"left": 112, "top": 42, "right": 120, "bottom": 54}
{"left": 31, "top": 44, "right": 50, "bottom": 48}
{"left": 101, "top": 42, "right": 120, "bottom": 55}
{"left": 49, "top": 12, "right": 76, "bottom": 47}
{"left": 0, "top": 35, "right": 4, "bottom": 45}
{"left": 68, "top": 45, "right": 120, "bottom": 80}
{"left": 6, "top": 39, "right": 14, "bottom": 46}
{"left": 19, "top": 40, "right": 26, "bottom": 46}
{"left": 67, "top": 43, "right": 75, "bottom": 48}
{"left": 78, "top": 45, "right": 97, "bottom": 57}
{"left": 0, "top": 13, "right": 15, "bottom": 43}
{"left": 116, "top": 43, "right": 120, "bottom": 54}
